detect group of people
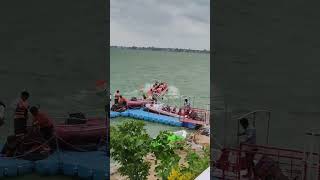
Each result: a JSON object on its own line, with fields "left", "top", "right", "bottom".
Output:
{"left": 1, "top": 91, "right": 54, "bottom": 141}
{"left": 151, "top": 81, "right": 167, "bottom": 94}
{"left": 113, "top": 90, "right": 127, "bottom": 106}
{"left": 160, "top": 98, "right": 200, "bottom": 120}
{"left": 110, "top": 90, "right": 128, "bottom": 111}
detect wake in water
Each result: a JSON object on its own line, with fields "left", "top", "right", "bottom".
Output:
{"left": 125, "top": 83, "right": 181, "bottom": 99}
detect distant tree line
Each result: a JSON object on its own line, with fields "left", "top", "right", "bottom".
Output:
{"left": 110, "top": 45, "right": 210, "bottom": 54}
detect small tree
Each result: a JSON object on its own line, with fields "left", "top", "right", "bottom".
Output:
{"left": 170, "top": 147, "right": 210, "bottom": 179}
{"left": 110, "top": 120, "right": 151, "bottom": 180}
{"left": 150, "top": 131, "right": 185, "bottom": 180}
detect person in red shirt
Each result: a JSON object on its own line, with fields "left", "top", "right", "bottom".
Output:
{"left": 30, "top": 106, "right": 54, "bottom": 141}
{"left": 14, "top": 91, "right": 30, "bottom": 135}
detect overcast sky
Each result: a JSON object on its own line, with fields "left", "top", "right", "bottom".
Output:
{"left": 111, "top": 0, "right": 210, "bottom": 50}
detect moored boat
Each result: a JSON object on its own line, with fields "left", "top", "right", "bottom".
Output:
{"left": 55, "top": 118, "right": 106, "bottom": 149}
{"left": 127, "top": 98, "right": 153, "bottom": 108}
{"left": 145, "top": 103, "right": 209, "bottom": 126}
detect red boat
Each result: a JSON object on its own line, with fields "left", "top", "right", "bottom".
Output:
{"left": 54, "top": 118, "right": 106, "bottom": 149}
{"left": 127, "top": 99, "right": 153, "bottom": 108}
{"left": 146, "top": 82, "right": 169, "bottom": 98}
{"left": 145, "top": 103, "right": 209, "bottom": 125}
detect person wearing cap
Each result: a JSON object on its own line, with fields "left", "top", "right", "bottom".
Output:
{"left": 14, "top": 91, "right": 30, "bottom": 135}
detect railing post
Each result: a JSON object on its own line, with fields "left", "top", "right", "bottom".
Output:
{"left": 266, "top": 112, "right": 270, "bottom": 145}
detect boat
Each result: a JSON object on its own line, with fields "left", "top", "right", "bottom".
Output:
{"left": 55, "top": 118, "right": 106, "bottom": 150}
{"left": 127, "top": 98, "right": 153, "bottom": 108}
{"left": 145, "top": 103, "right": 209, "bottom": 126}
{"left": 146, "top": 82, "right": 169, "bottom": 98}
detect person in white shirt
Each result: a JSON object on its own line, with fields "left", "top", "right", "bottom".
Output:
{"left": 0, "top": 101, "right": 5, "bottom": 126}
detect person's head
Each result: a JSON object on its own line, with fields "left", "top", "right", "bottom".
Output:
{"left": 239, "top": 118, "right": 249, "bottom": 129}
{"left": 185, "top": 99, "right": 188, "bottom": 102}
{"left": 116, "top": 90, "right": 119, "bottom": 93}
{"left": 0, "top": 101, "right": 5, "bottom": 107}
{"left": 119, "top": 95, "right": 122, "bottom": 99}
{"left": 21, "top": 91, "right": 30, "bottom": 101}
{"left": 30, "top": 106, "right": 39, "bottom": 116}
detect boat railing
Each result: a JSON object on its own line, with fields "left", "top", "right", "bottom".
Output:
{"left": 214, "top": 143, "right": 319, "bottom": 180}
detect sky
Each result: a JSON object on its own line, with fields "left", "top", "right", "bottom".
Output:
{"left": 110, "top": 0, "right": 210, "bottom": 50}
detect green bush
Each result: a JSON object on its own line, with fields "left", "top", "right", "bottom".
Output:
{"left": 110, "top": 120, "right": 151, "bottom": 180}
{"left": 110, "top": 120, "right": 209, "bottom": 180}
{"left": 150, "top": 131, "right": 186, "bottom": 180}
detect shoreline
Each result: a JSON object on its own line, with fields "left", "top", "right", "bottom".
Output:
{"left": 111, "top": 46, "right": 210, "bottom": 54}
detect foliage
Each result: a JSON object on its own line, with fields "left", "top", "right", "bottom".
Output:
{"left": 150, "top": 131, "right": 186, "bottom": 180}
{"left": 110, "top": 120, "right": 152, "bottom": 180}
{"left": 167, "top": 167, "right": 193, "bottom": 180}
{"left": 110, "top": 120, "right": 209, "bottom": 180}
{"left": 181, "top": 147, "right": 210, "bottom": 179}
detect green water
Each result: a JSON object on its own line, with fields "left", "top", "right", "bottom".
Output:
{"left": 110, "top": 48, "right": 210, "bottom": 108}
{"left": 110, "top": 47, "right": 210, "bottom": 165}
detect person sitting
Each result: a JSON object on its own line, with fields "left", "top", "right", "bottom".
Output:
{"left": 30, "top": 106, "right": 54, "bottom": 142}
{"left": 177, "top": 108, "right": 181, "bottom": 115}
{"left": 172, "top": 106, "right": 177, "bottom": 113}
{"left": 189, "top": 110, "right": 198, "bottom": 119}
{"left": 180, "top": 109, "right": 185, "bottom": 116}
{"left": 118, "top": 95, "right": 127, "bottom": 107}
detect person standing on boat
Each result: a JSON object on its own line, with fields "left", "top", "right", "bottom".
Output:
{"left": 30, "top": 106, "right": 54, "bottom": 142}
{"left": 184, "top": 98, "right": 191, "bottom": 108}
{"left": 238, "top": 118, "right": 257, "bottom": 178}
{"left": 114, "top": 90, "right": 120, "bottom": 104}
{"left": 0, "top": 101, "right": 5, "bottom": 126}
{"left": 14, "top": 91, "right": 30, "bottom": 135}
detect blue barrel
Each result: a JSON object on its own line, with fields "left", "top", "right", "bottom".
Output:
{"left": 93, "top": 170, "right": 108, "bottom": 180}
{"left": 78, "top": 166, "right": 93, "bottom": 179}
{"left": 62, "top": 163, "right": 78, "bottom": 176}
{"left": 17, "top": 163, "right": 33, "bottom": 176}
{"left": 4, "top": 166, "right": 17, "bottom": 177}
{"left": 35, "top": 161, "right": 60, "bottom": 175}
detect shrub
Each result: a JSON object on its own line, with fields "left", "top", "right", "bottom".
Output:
{"left": 110, "top": 120, "right": 151, "bottom": 180}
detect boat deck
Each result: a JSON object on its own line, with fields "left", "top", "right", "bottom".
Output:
{"left": 181, "top": 118, "right": 207, "bottom": 125}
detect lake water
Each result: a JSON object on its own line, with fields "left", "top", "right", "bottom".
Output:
{"left": 110, "top": 47, "right": 210, "bottom": 165}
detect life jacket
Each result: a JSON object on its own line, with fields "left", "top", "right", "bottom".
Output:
{"left": 14, "top": 99, "right": 28, "bottom": 119}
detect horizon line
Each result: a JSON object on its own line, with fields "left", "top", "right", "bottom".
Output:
{"left": 110, "top": 45, "right": 210, "bottom": 51}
